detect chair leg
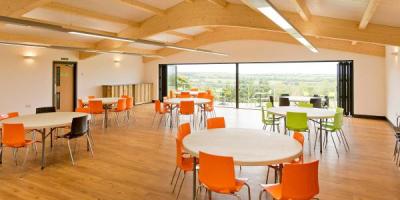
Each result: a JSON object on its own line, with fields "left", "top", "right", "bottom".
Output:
{"left": 330, "top": 132, "right": 340, "bottom": 157}
{"left": 12, "top": 148, "right": 18, "bottom": 166}
{"left": 244, "top": 182, "right": 251, "bottom": 200}
{"left": 266, "top": 167, "right": 270, "bottom": 184}
{"left": 259, "top": 190, "right": 265, "bottom": 200}
{"left": 67, "top": 140, "right": 75, "bottom": 165}
{"left": 152, "top": 113, "right": 157, "bottom": 127}
{"left": 176, "top": 173, "right": 186, "bottom": 200}
{"left": 170, "top": 166, "right": 178, "bottom": 185}
{"left": 314, "top": 129, "right": 319, "bottom": 151}
{"left": 308, "top": 130, "right": 311, "bottom": 155}
{"left": 22, "top": 146, "right": 30, "bottom": 166}
{"left": 85, "top": 134, "right": 94, "bottom": 157}
{"left": 340, "top": 129, "right": 350, "bottom": 150}
{"left": 172, "top": 169, "right": 182, "bottom": 193}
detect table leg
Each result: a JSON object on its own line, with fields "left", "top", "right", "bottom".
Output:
{"left": 104, "top": 107, "right": 109, "bottom": 128}
{"left": 319, "top": 119, "right": 323, "bottom": 154}
{"left": 170, "top": 105, "right": 173, "bottom": 128}
{"left": 192, "top": 157, "right": 197, "bottom": 200}
{"left": 278, "top": 164, "right": 283, "bottom": 183}
{"left": 203, "top": 105, "right": 207, "bottom": 129}
{"left": 41, "top": 128, "right": 46, "bottom": 170}
{"left": 0, "top": 129, "right": 3, "bottom": 164}
{"left": 284, "top": 117, "right": 287, "bottom": 135}
{"left": 272, "top": 114, "right": 275, "bottom": 132}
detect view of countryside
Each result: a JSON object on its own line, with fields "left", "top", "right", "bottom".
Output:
{"left": 168, "top": 62, "right": 338, "bottom": 109}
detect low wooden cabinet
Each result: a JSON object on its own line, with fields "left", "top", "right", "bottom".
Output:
{"left": 102, "top": 83, "right": 153, "bottom": 105}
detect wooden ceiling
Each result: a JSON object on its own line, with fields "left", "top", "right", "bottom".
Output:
{"left": 0, "top": 0, "right": 397, "bottom": 61}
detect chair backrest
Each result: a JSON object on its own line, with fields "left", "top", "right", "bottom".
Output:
{"left": 286, "top": 112, "right": 308, "bottom": 130}
{"left": 121, "top": 95, "right": 129, "bottom": 98}
{"left": 269, "top": 96, "right": 274, "bottom": 107}
{"left": 180, "top": 92, "right": 191, "bottom": 98}
{"left": 323, "top": 96, "right": 330, "bottom": 107}
{"left": 70, "top": 116, "right": 89, "bottom": 136}
{"left": 180, "top": 101, "right": 194, "bottom": 115}
{"left": 313, "top": 94, "right": 319, "bottom": 97}
{"left": 2, "top": 123, "right": 26, "bottom": 147}
{"left": 310, "top": 98, "right": 322, "bottom": 108}
{"left": 333, "top": 112, "right": 344, "bottom": 130}
{"left": 169, "top": 90, "right": 174, "bottom": 98}
{"left": 336, "top": 107, "right": 344, "bottom": 113}
{"left": 77, "top": 99, "right": 84, "bottom": 109}
{"left": 177, "top": 123, "right": 191, "bottom": 141}
{"left": 293, "top": 132, "right": 304, "bottom": 163}
{"left": 298, "top": 102, "right": 313, "bottom": 108}
{"left": 279, "top": 97, "right": 290, "bottom": 106}
{"left": 281, "top": 160, "right": 319, "bottom": 199}
{"left": 0, "top": 113, "right": 8, "bottom": 121}
{"left": 36, "top": 106, "right": 56, "bottom": 114}
{"left": 154, "top": 100, "right": 162, "bottom": 113}
{"left": 207, "top": 117, "right": 226, "bottom": 129}
{"left": 281, "top": 94, "right": 290, "bottom": 96}
{"left": 199, "top": 151, "right": 236, "bottom": 192}
{"left": 126, "top": 97, "right": 134, "bottom": 109}
{"left": 190, "top": 88, "right": 198, "bottom": 91}
{"left": 116, "top": 98, "right": 127, "bottom": 111}
{"left": 7, "top": 112, "right": 19, "bottom": 118}
{"left": 88, "top": 96, "right": 95, "bottom": 99}
{"left": 197, "top": 92, "right": 208, "bottom": 98}
{"left": 175, "top": 139, "right": 184, "bottom": 166}
{"left": 206, "top": 89, "right": 212, "bottom": 95}
{"left": 88, "top": 100, "right": 104, "bottom": 114}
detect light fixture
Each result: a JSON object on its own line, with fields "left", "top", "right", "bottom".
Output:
{"left": 246, "top": 0, "right": 318, "bottom": 53}
{"left": 69, "top": 31, "right": 134, "bottom": 43}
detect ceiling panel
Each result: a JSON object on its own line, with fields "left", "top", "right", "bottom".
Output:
{"left": 146, "top": 33, "right": 184, "bottom": 43}
{"left": 1, "top": 24, "right": 100, "bottom": 43}
{"left": 53, "top": 0, "right": 152, "bottom": 22}
{"left": 371, "top": 0, "right": 400, "bottom": 27}
{"left": 24, "top": 7, "right": 128, "bottom": 33}
{"left": 134, "top": 0, "right": 183, "bottom": 9}
{"left": 129, "top": 43, "right": 162, "bottom": 50}
{"left": 174, "top": 26, "right": 209, "bottom": 35}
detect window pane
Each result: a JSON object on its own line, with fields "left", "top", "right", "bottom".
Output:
{"left": 239, "top": 62, "right": 337, "bottom": 109}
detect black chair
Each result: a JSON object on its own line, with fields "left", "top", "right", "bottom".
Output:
{"left": 36, "top": 106, "right": 56, "bottom": 114}
{"left": 323, "top": 96, "right": 330, "bottom": 108}
{"left": 269, "top": 96, "right": 274, "bottom": 107}
{"left": 279, "top": 97, "right": 290, "bottom": 106}
{"left": 313, "top": 94, "right": 319, "bottom": 97}
{"left": 310, "top": 98, "right": 322, "bottom": 108}
{"left": 280, "top": 94, "right": 289, "bottom": 96}
{"left": 57, "top": 116, "right": 93, "bottom": 165}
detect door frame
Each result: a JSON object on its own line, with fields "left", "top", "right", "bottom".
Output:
{"left": 52, "top": 61, "right": 78, "bottom": 110}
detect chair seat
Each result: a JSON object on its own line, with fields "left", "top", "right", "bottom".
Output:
{"left": 180, "top": 157, "right": 194, "bottom": 172}
{"left": 261, "top": 183, "right": 282, "bottom": 199}
{"left": 211, "top": 179, "right": 246, "bottom": 194}
{"left": 263, "top": 117, "right": 280, "bottom": 125}
{"left": 4, "top": 140, "right": 35, "bottom": 148}
{"left": 286, "top": 126, "right": 308, "bottom": 132}
{"left": 58, "top": 132, "right": 85, "bottom": 139}
{"left": 76, "top": 107, "right": 90, "bottom": 113}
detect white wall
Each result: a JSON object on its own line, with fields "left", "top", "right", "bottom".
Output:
{"left": 145, "top": 40, "right": 386, "bottom": 116}
{"left": 385, "top": 46, "right": 400, "bottom": 125}
{"left": 0, "top": 45, "right": 144, "bottom": 115}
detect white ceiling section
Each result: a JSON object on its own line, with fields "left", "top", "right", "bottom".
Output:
{"left": 371, "top": 0, "right": 400, "bottom": 27}
{"left": 129, "top": 43, "right": 163, "bottom": 50}
{"left": 146, "top": 33, "right": 185, "bottom": 43}
{"left": 174, "top": 26, "right": 209, "bottom": 35}
{"left": 53, "top": 0, "right": 152, "bottom": 21}
{"left": 24, "top": 8, "right": 128, "bottom": 33}
{"left": 134, "top": 0, "right": 183, "bottom": 9}
{"left": 2, "top": 24, "right": 100, "bottom": 43}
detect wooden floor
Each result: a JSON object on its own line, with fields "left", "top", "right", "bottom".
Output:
{"left": 0, "top": 104, "right": 399, "bottom": 200}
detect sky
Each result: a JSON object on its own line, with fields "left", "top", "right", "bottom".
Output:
{"left": 175, "top": 62, "right": 338, "bottom": 74}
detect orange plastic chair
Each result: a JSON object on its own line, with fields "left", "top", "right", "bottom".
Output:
{"left": 169, "top": 90, "right": 175, "bottom": 98}
{"left": 88, "top": 96, "right": 95, "bottom": 99}
{"left": 190, "top": 88, "right": 198, "bottom": 91}
{"left": 177, "top": 123, "right": 191, "bottom": 141}
{"left": 178, "top": 101, "right": 195, "bottom": 127}
{"left": 1, "top": 123, "right": 37, "bottom": 166}
{"left": 111, "top": 98, "right": 127, "bottom": 126}
{"left": 260, "top": 160, "right": 320, "bottom": 200}
{"left": 76, "top": 99, "right": 89, "bottom": 113}
{"left": 0, "top": 114, "right": 7, "bottom": 121}
{"left": 207, "top": 117, "right": 226, "bottom": 129}
{"left": 171, "top": 139, "right": 194, "bottom": 200}
{"left": 198, "top": 151, "right": 251, "bottom": 199}
{"left": 7, "top": 112, "right": 19, "bottom": 118}
{"left": 266, "top": 132, "right": 305, "bottom": 183}
{"left": 197, "top": 92, "right": 208, "bottom": 98}
{"left": 180, "top": 91, "right": 191, "bottom": 98}
{"left": 205, "top": 95, "right": 216, "bottom": 117}
{"left": 88, "top": 100, "right": 104, "bottom": 126}
{"left": 125, "top": 96, "right": 135, "bottom": 120}
{"left": 206, "top": 89, "right": 212, "bottom": 95}
{"left": 152, "top": 100, "right": 170, "bottom": 128}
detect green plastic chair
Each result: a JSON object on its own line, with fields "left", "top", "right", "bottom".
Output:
{"left": 262, "top": 102, "right": 280, "bottom": 132}
{"left": 286, "top": 112, "right": 308, "bottom": 132}
{"left": 298, "top": 102, "right": 313, "bottom": 108}
{"left": 317, "top": 108, "right": 349, "bottom": 157}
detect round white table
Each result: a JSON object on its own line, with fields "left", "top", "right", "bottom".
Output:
{"left": 164, "top": 98, "right": 211, "bottom": 128}
{"left": 0, "top": 112, "right": 89, "bottom": 169}
{"left": 285, "top": 96, "right": 325, "bottom": 103}
{"left": 183, "top": 128, "right": 302, "bottom": 200}
{"left": 82, "top": 97, "right": 122, "bottom": 128}
{"left": 267, "top": 106, "right": 336, "bottom": 154}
